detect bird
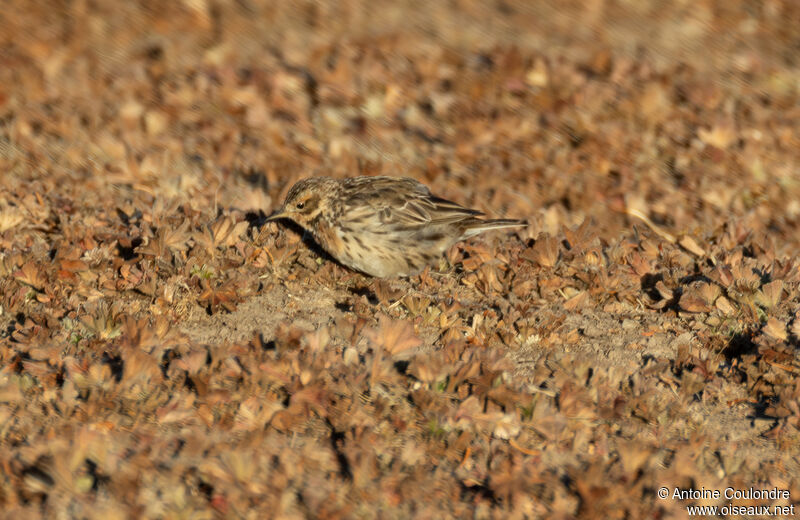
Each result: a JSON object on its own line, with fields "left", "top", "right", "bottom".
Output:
{"left": 265, "top": 176, "right": 526, "bottom": 278}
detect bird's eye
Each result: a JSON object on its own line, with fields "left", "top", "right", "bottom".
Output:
{"left": 295, "top": 201, "right": 305, "bottom": 210}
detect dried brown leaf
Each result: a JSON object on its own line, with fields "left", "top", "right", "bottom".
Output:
{"left": 522, "top": 233, "right": 560, "bottom": 268}
{"left": 14, "top": 262, "right": 45, "bottom": 291}
{"left": 763, "top": 318, "right": 788, "bottom": 342}
{"left": 366, "top": 315, "right": 422, "bottom": 356}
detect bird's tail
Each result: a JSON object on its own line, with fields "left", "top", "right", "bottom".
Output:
{"left": 462, "top": 218, "right": 527, "bottom": 238}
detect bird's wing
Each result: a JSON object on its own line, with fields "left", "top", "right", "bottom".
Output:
{"left": 341, "top": 177, "right": 482, "bottom": 228}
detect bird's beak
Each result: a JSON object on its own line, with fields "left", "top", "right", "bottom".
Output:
{"left": 265, "top": 208, "right": 289, "bottom": 222}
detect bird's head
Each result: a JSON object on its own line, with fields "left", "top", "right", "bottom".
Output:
{"left": 266, "top": 177, "right": 337, "bottom": 227}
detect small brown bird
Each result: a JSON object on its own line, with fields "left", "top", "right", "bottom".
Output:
{"left": 266, "top": 176, "right": 525, "bottom": 277}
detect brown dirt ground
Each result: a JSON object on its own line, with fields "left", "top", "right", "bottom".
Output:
{"left": 1, "top": 1, "right": 800, "bottom": 518}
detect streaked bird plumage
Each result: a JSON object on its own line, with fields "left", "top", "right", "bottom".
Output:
{"left": 266, "top": 176, "right": 525, "bottom": 277}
